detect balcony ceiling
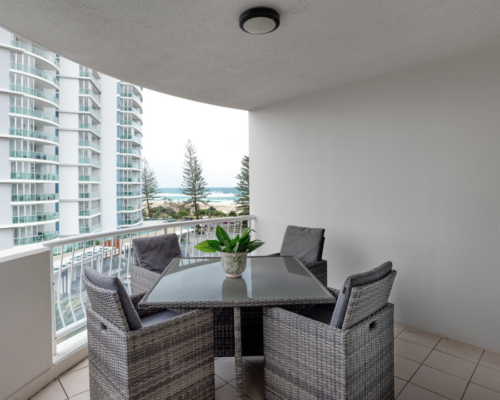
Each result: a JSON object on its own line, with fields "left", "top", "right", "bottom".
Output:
{"left": 1, "top": 0, "right": 500, "bottom": 110}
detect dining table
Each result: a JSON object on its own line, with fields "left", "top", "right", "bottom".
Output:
{"left": 139, "top": 255, "right": 335, "bottom": 400}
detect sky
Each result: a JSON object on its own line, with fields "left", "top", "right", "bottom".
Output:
{"left": 141, "top": 89, "right": 248, "bottom": 188}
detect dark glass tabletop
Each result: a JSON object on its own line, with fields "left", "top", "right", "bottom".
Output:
{"left": 140, "top": 256, "right": 334, "bottom": 307}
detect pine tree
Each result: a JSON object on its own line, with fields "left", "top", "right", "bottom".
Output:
{"left": 181, "top": 140, "right": 210, "bottom": 219}
{"left": 234, "top": 155, "right": 249, "bottom": 214}
{"left": 142, "top": 158, "right": 160, "bottom": 217}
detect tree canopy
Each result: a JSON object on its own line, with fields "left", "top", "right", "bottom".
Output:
{"left": 181, "top": 140, "right": 210, "bottom": 219}
{"left": 142, "top": 158, "right": 160, "bottom": 217}
{"left": 234, "top": 155, "right": 249, "bottom": 214}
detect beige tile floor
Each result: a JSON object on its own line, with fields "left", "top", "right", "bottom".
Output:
{"left": 31, "top": 324, "right": 500, "bottom": 400}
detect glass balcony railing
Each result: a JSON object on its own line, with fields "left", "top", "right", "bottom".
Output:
{"left": 78, "top": 123, "right": 101, "bottom": 137}
{"left": 120, "top": 91, "right": 142, "bottom": 105}
{"left": 10, "top": 62, "right": 59, "bottom": 86}
{"left": 120, "top": 218, "right": 142, "bottom": 226}
{"left": 119, "top": 162, "right": 140, "bottom": 169}
{"left": 9, "top": 106, "right": 58, "bottom": 124}
{"left": 78, "top": 158, "right": 100, "bottom": 167}
{"left": 11, "top": 40, "right": 59, "bottom": 68}
{"left": 79, "top": 106, "right": 100, "bottom": 121}
{"left": 14, "top": 231, "right": 59, "bottom": 246}
{"left": 119, "top": 191, "right": 141, "bottom": 197}
{"left": 11, "top": 172, "right": 58, "bottom": 181}
{"left": 10, "top": 150, "right": 58, "bottom": 162}
{"left": 79, "top": 88, "right": 100, "bottom": 104}
{"left": 9, "top": 128, "right": 59, "bottom": 143}
{"left": 79, "top": 71, "right": 101, "bottom": 92}
{"left": 119, "top": 134, "right": 142, "bottom": 145}
{"left": 13, "top": 212, "right": 59, "bottom": 224}
{"left": 78, "top": 175, "right": 100, "bottom": 182}
{"left": 120, "top": 120, "right": 142, "bottom": 132}
{"left": 79, "top": 208, "right": 101, "bottom": 216}
{"left": 9, "top": 84, "right": 59, "bottom": 105}
{"left": 78, "top": 140, "right": 100, "bottom": 151}
{"left": 120, "top": 106, "right": 142, "bottom": 115}
{"left": 119, "top": 176, "right": 141, "bottom": 182}
{"left": 79, "top": 192, "right": 101, "bottom": 199}
{"left": 11, "top": 193, "right": 58, "bottom": 202}
{"left": 119, "top": 204, "right": 141, "bottom": 211}
{"left": 79, "top": 223, "right": 101, "bottom": 234}
{"left": 119, "top": 148, "right": 141, "bottom": 156}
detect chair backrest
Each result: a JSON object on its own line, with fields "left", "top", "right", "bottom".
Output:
{"left": 330, "top": 262, "right": 396, "bottom": 330}
{"left": 133, "top": 233, "right": 182, "bottom": 274}
{"left": 83, "top": 267, "right": 143, "bottom": 331}
{"left": 280, "top": 225, "right": 325, "bottom": 266}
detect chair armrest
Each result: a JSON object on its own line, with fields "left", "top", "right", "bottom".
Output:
{"left": 130, "top": 292, "right": 146, "bottom": 309}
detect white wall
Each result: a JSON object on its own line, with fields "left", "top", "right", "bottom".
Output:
{"left": 250, "top": 47, "right": 500, "bottom": 352}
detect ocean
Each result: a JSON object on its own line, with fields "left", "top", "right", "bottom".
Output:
{"left": 154, "top": 187, "right": 239, "bottom": 205}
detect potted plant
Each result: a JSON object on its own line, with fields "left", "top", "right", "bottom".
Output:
{"left": 194, "top": 225, "right": 264, "bottom": 278}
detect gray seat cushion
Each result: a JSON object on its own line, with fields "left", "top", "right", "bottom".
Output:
{"left": 330, "top": 261, "right": 392, "bottom": 329}
{"left": 280, "top": 225, "right": 325, "bottom": 266}
{"left": 133, "top": 233, "right": 182, "bottom": 274}
{"left": 84, "top": 267, "right": 143, "bottom": 331}
{"left": 141, "top": 310, "right": 180, "bottom": 328}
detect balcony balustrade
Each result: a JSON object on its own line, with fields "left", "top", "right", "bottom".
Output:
{"left": 119, "top": 162, "right": 140, "bottom": 169}
{"left": 79, "top": 71, "right": 101, "bottom": 92}
{"left": 78, "top": 123, "right": 101, "bottom": 137}
{"left": 13, "top": 212, "right": 59, "bottom": 224}
{"left": 120, "top": 119, "right": 142, "bottom": 132}
{"left": 14, "top": 231, "right": 58, "bottom": 246}
{"left": 9, "top": 83, "right": 59, "bottom": 105}
{"left": 79, "top": 208, "right": 101, "bottom": 217}
{"left": 11, "top": 172, "right": 58, "bottom": 181}
{"left": 120, "top": 218, "right": 142, "bottom": 226}
{"left": 119, "top": 176, "right": 140, "bottom": 182}
{"left": 79, "top": 158, "right": 100, "bottom": 167}
{"left": 79, "top": 223, "right": 101, "bottom": 234}
{"left": 79, "top": 192, "right": 101, "bottom": 199}
{"left": 119, "top": 148, "right": 141, "bottom": 156}
{"left": 11, "top": 193, "right": 58, "bottom": 202}
{"left": 11, "top": 40, "right": 59, "bottom": 68}
{"left": 119, "top": 204, "right": 141, "bottom": 211}
{"left": 79, "top": 88, "right": 101, "bottom": 104}
{"left": 119, "top": 134, "right": 142, "bottom": 145}
{"left": 79, "top": 105, "right": 100, "bottom": 121}
{"left": 10, "top": 62, "right": 59, "bottom": 86}
{"left": 119, "top": 191, "right": 141, "bottom": 197}
{"left": 9, "top": 128, "right": 58, "bottom": 143}
{"left": 120, "top": 91, "right": 142, "bottom": 105}
{"left": 9, "top": 106, "right": 58, "bottom": 124}
{"left": 78, "top": 140, "right": 100, "bottom": 151}
{"left": 78, "top": 175, "right": 100, "bottom": 182}
{"left": 10, "top": 150, "right": 58, "bottom": 162}
{"left": 120, "top": 105, "right": 142, "bottom": 115}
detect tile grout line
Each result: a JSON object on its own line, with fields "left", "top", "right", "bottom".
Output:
{"left": 57, "top": 378, "right": 70, "bottom": 400}
{"left": 460, "top": 349, "right": 484, "bottom": 400}
{"left": 394, "top": 326, "right": 409, "bottom": 399}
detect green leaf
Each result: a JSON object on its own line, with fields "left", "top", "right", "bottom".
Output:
{"left": 216, "top": 225, "right": 231, "bottom": 245}
{"left": 240, "top": 227, "right": 253, "bottom": 240}
{"left": 194, "top": 240, "right": 220, "bottom": 253}
{"left": 225, "top": 235, "right": 241, "bottom": 253}
{"left": 246, "top": 240, "right": 265, "bottom": 253}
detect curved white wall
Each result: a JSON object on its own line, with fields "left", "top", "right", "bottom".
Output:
{"left": 250, "top": 47, "right": 500, "bottom": 352}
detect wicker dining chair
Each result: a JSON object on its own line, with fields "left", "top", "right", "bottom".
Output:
{"left": 268, "top": 225, "right": 327, "bottom": 286}
{"left": 83, "top": 267, "right": 214, "bottom": 400}
{"left": 130, "top": 233, "right": 182, "bottom": 294}
{"left": 263, "top": 262, "right": 397, "bottom": 400}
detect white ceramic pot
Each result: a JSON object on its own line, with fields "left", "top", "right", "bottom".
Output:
{"left": 220, "top": 252, "right": 248, "bottom": 278}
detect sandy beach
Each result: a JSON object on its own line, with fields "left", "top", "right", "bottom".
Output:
{"left": 148, "top": 200, "right": 238, "bottom": 214}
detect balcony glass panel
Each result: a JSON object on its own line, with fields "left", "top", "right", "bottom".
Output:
{"left": 78, "top": 158, "right": 100, "bottom": 167}
{"left": 79, "top": 223, "right": 101, "bottom": 233}
{"left": 120, "top": 91, "right": 142, "bottom": 105}
{"left": 119, "top": 148, "right": 141, "bottom": 156}
{"left": 9, "top": 106, "right": 58, "bottom": 123}
{"left": 78, "top": 141, "right": 100, "bottom": 151}
{"left": 78, "top": 175, "right": 100, "bottom": 182}
{"left": 79, "top": 88, "right": 100, "bottom": 103}
{"left": 79, "top": 106, "right": 100, "bottom": 121}
{"left": 11, "top": 193, "right": 58, "bottom": 202}
{"left": 14, "top": 231, "right": 58, "bottom": 246}
{"left": 9, "top": 83, "right": 59, "bottom": 105}
{"left": 119, "top": 162, "right": 140, "bottom": 169}
{"left": 119, "top": 191, "right": 141, "bottom": 196}
{"left": 11, "top": 172, "right": 58, "bottom": 181}
{"left": 11, "top": 40, "right": 59, "bottom": 67}
{"left": 120, "top": 120, "right": 142, "bottom": 132}
{"left": 13, "top": 212, "right": 59, "bottom": 224}
{"left": 10, "top": 62, "right": 59, "bottom": 86}
{"left": 78, "top": 123, "right": 101, "bottom": 137}
{"left": 118, "top": 176, "right": 140, "bottom": 182}
{"left": 119, "top": 204, "right": 141, "bottom": 210}
{"left": 78, "top": 192, "right": 101, "bottom": 199}
{"left": 79, "top": 208, "right": 101, "bottom": 216}
{"left": 119, "top": 134, "right": 142, "bottom": 145}
{"left": 10, "top": 150, "right": 58, "bottom": 162}
{"left": 120, "top": 218, "right": 142, "bottom": 225}
{"left": 79, "top": 71, "right": 101, "bottom": 91}
{"left": 9, "top": 128, "right": 59, "bottom": 143}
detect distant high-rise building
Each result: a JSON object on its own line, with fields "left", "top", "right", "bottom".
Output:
{"left": 0, "top": 28, "right": 143, "bottom": 250}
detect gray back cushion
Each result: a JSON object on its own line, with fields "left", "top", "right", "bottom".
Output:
{"left": 330, "top": 261, "right": 392, "bottom": 329}
{"left": 84, "top": 267, "right": 143, "bottom": 331}
{"left": 280, "top": 225, "right": 325, "bottom": 266}
{"left": 133, "top": 233, "right": 182, "bottom": 274}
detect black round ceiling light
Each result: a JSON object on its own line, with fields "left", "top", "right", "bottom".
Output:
{"left": 239, "top": 7, "right": 280, "bottom": 34}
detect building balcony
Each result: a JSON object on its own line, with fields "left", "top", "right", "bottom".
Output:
{"left": 118, "top": 191, "right": 141, "bottom": 197}
{"left": 78, "top": 175, "right": 100, "bottom": 182}
{"left": 9, "top": 106, "right": 59, "bottom": 125}
{"left": 10, "top": 62, "right": 59, "bottom": 87}
{"left": 119, "top": 162, "right": 141, "bottom": 169}
{"left": 11, "top": 193, "right": 58, "bottom": 202}
{"left": 78, "top": 140, "right": 100, "bottom": 151}
{"left": 120, "top": 119, "right": 142, "bottom": 133}
{"left": 79, "top": 223, "right": 101, "bottom": 234}
{"left": 78, "top": 123, "right": 101, "bottom": 137}
{"left": 10, "top": 150, "right": 58, "bottom": 162}
{"left": 13, "top": 212, "right": 58, "bottom": 224}
{"left": 118, "top": 204, "right": 141, "bottom": 211}
{"left": 78, "top": 158, "right": 100, "bottom": 167}
{"left": 13, "top": 231, "right": 58, "bottom": 246}
{"left": 79, "top": 208, "right": 101, "bottom": 217}
{"left": 119, "top": 148, "right": 141, "bottom": 156}
{"left": 120, "top": 91, "right": 142, "bottom": 107}
{"left": 11, "top": 39, "right": 59, "bottom": 68}
{"left": 79, "top": 71, "right": 101, "bottom": 92}
{"left": 9, "top": 83, "right": 59, "bottom": 105}
{"left": 118, "top": 176, "right": 141, "bottom": 182}
{"left": 120, "top": 217, "right": 142, "bottom": 226}
{"left": 79, "top": 105, "right": 100, "bottom": 122}
{"left": 79, "top": 88, "right": 101, "bottom": 105}
{"left": 119, "top": 134, "right": 142, "bottom": 145}
{"left": 78, "top": 192, "right": 101, "bottom": 199}
{"left": 11, "top": 172, "right": 58, "bottom": 181}
{"left": 9, "top": 128, "right": 59, "bottom": 144}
